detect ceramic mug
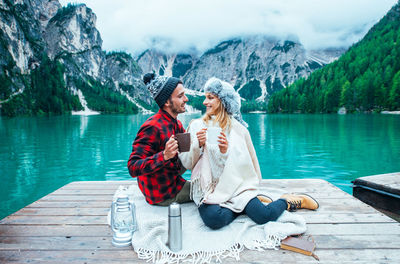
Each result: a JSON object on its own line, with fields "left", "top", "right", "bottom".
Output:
{"left": 175, "top": 133, "right": 191, "bottom": 152}
{"left": 207, "top": 127, "right": 222, "bottom": 145}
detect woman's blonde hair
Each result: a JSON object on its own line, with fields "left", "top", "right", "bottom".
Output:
{"left": 202, "top": 94, "right": 231, "bottom": 132}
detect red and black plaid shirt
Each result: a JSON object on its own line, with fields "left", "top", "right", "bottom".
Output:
{"left": 127, "top": 109, "right": 186, "bottom": 204}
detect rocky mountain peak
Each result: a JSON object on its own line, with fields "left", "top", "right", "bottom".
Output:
{"left": 271, "top": 40, "right": 297, "bottom": 53}
{"left": 43, "top": 3, "right": 105, "bottom": 81}
{"left": 29, "top": 0, "right": 61, "bottom": 30}
{"left": 45, "top": 3, "right": 102, "bottom": 60}
{"left": 1, "top": 0, "right": 150, "bottom": 115}
{"left": 105, "top": 51, "right": 149, "bottom": 104}
{"left": 136, "top": 36, "right": 345, "bottom": 103}
{"left": 137, "top": 49, "right": 198, "bottom": 78}
{"left": 181, "top": 36, "right": 345, "bottom": 100}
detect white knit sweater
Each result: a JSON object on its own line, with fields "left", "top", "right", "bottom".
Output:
{"left": 179, "top": 117, "right": 262, "bottom": 213}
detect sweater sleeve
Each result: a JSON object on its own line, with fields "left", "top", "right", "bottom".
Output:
{"left": 127, "top": 124, "right": 170, "bottom": 177}
{"left": 178, "top": 120, "right": 203, "bottom": 170}
{"left": 244, "top": 128, "right": 262, "bottom": 182}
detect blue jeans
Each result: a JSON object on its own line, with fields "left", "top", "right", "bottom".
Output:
{"left": 198, "top": 198, "right": 287, "bottom": 230}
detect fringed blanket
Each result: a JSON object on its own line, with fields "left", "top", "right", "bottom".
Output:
{"left": 108, "top": 184, "right": 307, "bottom": 264}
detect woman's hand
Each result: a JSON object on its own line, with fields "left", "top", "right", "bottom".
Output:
{"left": 196, "top": 128, "right": 207, "bottom": 147}
{"left": 218, "top": 132, "right": 228, "bottom": 154}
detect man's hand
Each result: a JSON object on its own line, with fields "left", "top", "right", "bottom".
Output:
{"left": 196, "top": 128, "right": 207, "bottom": 147}
{"left": 218, "top": 132, "right": 228, "bottom": 154}
{"left": 163, "top": 135, "right": 179, "bottom": 160}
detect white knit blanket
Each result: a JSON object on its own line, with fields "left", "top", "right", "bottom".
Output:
{"left": 108, "top": 184, "right": 307, "bottom": 264}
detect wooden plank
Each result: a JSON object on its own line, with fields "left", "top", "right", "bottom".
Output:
{"left": 52, "top": 188, "right": 351, "bottom": 199}
{"left": 0, "top": 225, "right": 112, "bottom": 237}
{"left": 0, "top": 212, "right": 394, "bottom": 226}
{"left": 355, "top": 172, "right": 400, "bottom": 191}
{"left": 59, "top": 181, "right": 135, "bottom": 190}
{"left": 25, "top": 201, "right": 112, "bottom": 208}
{"left": 2, "top": 249, "right": 400, "bottom": 264}
{"left": 2, "top": 223, "right": 399, "bottom": 237}
{"left": 306, "top": 222, "right": 400, "bottom": 235}
{"left": 11, "top": 207, "right": 110, "bottom": 216}
{"left": 0, "top": 236, "right": 118, "bottom": 251}
{"left": 353, "top": 172, "right": 400, "bottom": 217}
{"left": 58, "top": 180, "right": 352, "bottom": 198}
{"left": 25, "top": 199, "right": 377, "bottom": 215}
{"left": 0, "top": 250, "right": 139, "bottom": 264}
{"left": 0, "top": 215, "right": 107, "bottom": 225}
{"left": 239, "top": 249, "right": 400, "bottom": 263}
{"left": 299, "top": 212, "right": 394, "bottom": 223}
{"left": 0, "top": 234, "right": 399, "bottom": 251}
{"left": 39, "top": 195, "right": 113, "bottom": 201}
{"left": 313, "top": 234, "right": 400, "bottom": 248}
{"left": 50, "top": 189, "right": 118, "bottom": 195}
{"left": 16, "top": 198, "right": 381, "bottom": 215}
{"left": 53, "top": 187, "right": 350, "bottom": 195}
{"left": 38, "top": 193, "right": 354, "bottom": 202}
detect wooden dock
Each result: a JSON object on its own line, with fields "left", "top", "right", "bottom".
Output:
{"left": 1, "top": 179, "right": 400, "bottom": 263}
{"left": 353, "top": 172, "right": 400, "bottom": 220}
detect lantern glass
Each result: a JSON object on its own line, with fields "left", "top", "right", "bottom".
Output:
{"left": 110, "top": 194, "right": 137, "bottom": 247}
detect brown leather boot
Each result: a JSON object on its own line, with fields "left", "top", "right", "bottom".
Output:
{"left": 280, "top": 193, "right": 319, "bottom": 211}
{"left": 257, "top": 194, "right": 273, "bottom": 204}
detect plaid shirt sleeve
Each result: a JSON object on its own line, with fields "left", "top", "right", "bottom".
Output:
{"left": 127, "top": 123, "right": 170, "bottom": 177}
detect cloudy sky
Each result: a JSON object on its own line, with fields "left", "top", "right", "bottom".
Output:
{"left": 59, "top": 0, "right": 397, "bottom": 55}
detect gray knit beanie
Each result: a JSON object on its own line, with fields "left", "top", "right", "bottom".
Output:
{"left": 143, "top": 73, "right": 182, "bottom": 108}
{"left": 204, "top": 77, "right": 248, "bottom": 127}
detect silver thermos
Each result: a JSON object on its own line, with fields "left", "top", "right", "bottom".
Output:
{"left": 167, "top": 202, "right": 182, "bottom": 251}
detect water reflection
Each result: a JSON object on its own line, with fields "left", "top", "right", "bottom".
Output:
{"left": 243, "top": 114, "right": 400, "bottom": 193}
{"left": 1, "top": 113, "right": 399, "bottom": 219}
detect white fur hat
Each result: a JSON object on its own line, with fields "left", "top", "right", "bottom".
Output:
{"left": 204, "top": 77, "right": 248, "bottom": 127}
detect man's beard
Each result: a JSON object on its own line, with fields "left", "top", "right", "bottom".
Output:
{"left": 169, "top": 100, "right": 186, "bottom": 115}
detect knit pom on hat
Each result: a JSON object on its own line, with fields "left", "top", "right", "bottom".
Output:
{"left": 143, "top": 72, "right": 156, "bottom": 85}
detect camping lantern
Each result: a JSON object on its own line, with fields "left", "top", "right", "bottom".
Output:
{"left": 110, "top": 193, "right": 137, "bottom": 247}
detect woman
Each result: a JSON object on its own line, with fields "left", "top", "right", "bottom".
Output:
{"left": 179, "top": 77, "right": 318, "bottom": 230}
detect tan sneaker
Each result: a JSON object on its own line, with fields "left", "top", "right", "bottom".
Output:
{"left": 257, "top": 194, "right": 273, "bottom": 204}
{"left": 280, "top": 193, "right": 319, "bottom": 211}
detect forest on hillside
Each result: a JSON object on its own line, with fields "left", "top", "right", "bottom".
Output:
{"left": 267, "top": 2, "right": 400, "bottom": 114}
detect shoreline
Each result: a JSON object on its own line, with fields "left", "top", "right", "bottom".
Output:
{"left": 71, "top": 110, "right": 100, "bottom": 116}
{"left": 381, "top": 111, "right": 400, "bottom": 115}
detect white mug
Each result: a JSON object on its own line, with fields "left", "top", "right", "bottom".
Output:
{"left": 207, "top": 127, "right": 222, "bottom": 145}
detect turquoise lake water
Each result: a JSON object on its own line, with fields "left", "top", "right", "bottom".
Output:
{"left": 1, "top": 113, "right": 400, "bottom": 219}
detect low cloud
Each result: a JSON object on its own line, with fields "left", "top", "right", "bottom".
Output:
{"left": 60, "top": 0, "right": 397, "bottom": 55}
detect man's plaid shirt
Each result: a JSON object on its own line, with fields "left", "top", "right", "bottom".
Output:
{"left": 128, "top": 109, "right": 186, "bottom": 204}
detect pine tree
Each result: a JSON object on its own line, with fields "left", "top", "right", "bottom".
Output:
{"left": 390, "top": 71, "right": 400, "bottom": 109}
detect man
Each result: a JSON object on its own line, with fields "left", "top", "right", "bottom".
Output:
{"left": 128, "top": 72, "right": 191, "bottom": 206}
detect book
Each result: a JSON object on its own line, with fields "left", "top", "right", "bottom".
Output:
{"left": 280, "top": 236, "right": 319, "bottom": 260}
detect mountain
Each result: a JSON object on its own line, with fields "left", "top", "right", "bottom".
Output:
{"left": 0, "top": 1, "right": 149, "bottom": 116}
{"left": 267, "top": 1, "right": 400, "bottom": 113}
{"left": 137, "top": 49, "right": 198, "bottom": 79}
{"left": 136, "top": 36, "right": 344, "bottom": 108}
{"left": 0, "top": 0, "right": 350, "bottom": 116}
{"left": 184, "top": 37, "right": 343, "bottom": 100}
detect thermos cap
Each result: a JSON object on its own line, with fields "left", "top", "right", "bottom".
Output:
{"left": 168, "top": 202, "right": 181, "bottom": 217}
